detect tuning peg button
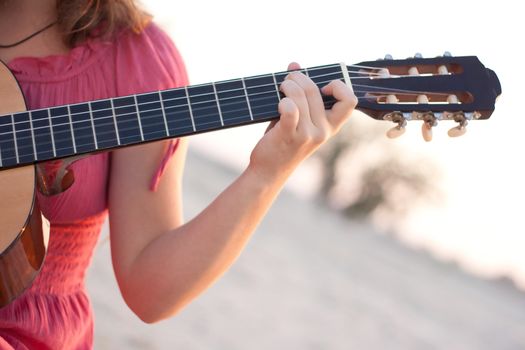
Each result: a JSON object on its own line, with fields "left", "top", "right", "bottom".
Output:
{"left": 422, "top": 123, "right": 433, "bottom": 142}
{"left": 443, "top": 51, "right": 452, "bottom": 57}
{"left": 421, "top": 113, "right": 437, "bottom": 142}
{"left": 448, "top": 125, "right": 467, "bottom": 137}
{"left": 385, "top": 113, "right": 407, "bottom": 139}
{"left": 387, "top": 125, "right": 406, "bottom": 139}
{"left": 384, "top": 54, "right": 393, "bottom": 60}
{"left": 414, "top": 52, "right": 423, "bottom": 58}
{"left": 448, "top": 115, "right": 469, "bottom": 137}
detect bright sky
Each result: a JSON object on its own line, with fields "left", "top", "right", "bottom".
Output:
{"left": 143, "top": 0, "right": 525, "bottom": 287}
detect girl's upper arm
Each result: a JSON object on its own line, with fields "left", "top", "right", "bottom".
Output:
{"left": 107, "top": 138, "right": 188, "bottom": 281}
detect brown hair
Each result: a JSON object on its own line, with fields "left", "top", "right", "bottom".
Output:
{"left": 56, "top": 0, "right": 151, "bottom": 47}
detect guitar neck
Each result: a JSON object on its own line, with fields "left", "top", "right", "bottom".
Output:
{"left": 0, "top": 63, "right": 346, "bottom": 170}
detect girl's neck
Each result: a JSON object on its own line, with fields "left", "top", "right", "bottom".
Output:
{"left": 0, "top": 0, "right": 68, "bottom": 64}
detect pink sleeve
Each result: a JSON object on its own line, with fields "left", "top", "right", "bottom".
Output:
{"left": 114, "top": 23, "right": 189, "bottom": 191}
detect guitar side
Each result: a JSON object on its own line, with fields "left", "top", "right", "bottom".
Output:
{"left": 0, "top": 61, "right": 49, "bottom": 307}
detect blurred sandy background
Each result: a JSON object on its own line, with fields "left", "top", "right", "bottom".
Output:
{"left": 87, "top": 150, "right": 525, "bottom": 349}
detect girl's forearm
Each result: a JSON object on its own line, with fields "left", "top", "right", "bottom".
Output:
{"left": 121, "top": 165, "right": 288, "bottom": 323}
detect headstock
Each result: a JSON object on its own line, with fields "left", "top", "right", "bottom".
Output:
{"left": 348, "top": 53, "right": 501, "bottom": 140}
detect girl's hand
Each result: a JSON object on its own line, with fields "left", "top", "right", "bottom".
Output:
{"left": 248, "top": 62, "right": 357, "bottom": 183}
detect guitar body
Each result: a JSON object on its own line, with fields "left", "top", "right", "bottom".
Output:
{"left": 0, "top": 62, "right": 49, "bottom": 307}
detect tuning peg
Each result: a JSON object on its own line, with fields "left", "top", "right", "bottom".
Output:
{"left": 443, "top": 51, "right": 452, "bottom": 57}
{"left": 438, "top": 65, "right": 449, "bottom": 75}
{"left": 385, "top": 111, "right": 406, "bottom": 139}
{"left": 386, "top": 94, "right": 398, "bottom": 103}
{"left": 417, "top": 94, "right": 429, "bottom": 104}
{"left": 387, "top": 124, "right": 406, "bottom": 139}
{"left": 447, "top": 94, "right": 459, "bottom": 104}
{"left": 421, "top": 113, "right": 437, "bottom": 142}
{"left": 447, "top": 113, "right": 469, "bottom": 137}
{"left": 384, "top": 54, "right": 393, "bottom": 60}
{"left": 378, "top": 68, "right": 390, "bottom": 78}
{"left": 422, "top": 123, "right": 433, "bottom": 142}
{"left": 414, "top": 52, "right": 423, "bottom": 58}
{"left": 448, "top": 124, "right": 467, "bottom": 137}
{"left": 409, "top": 67, "right": 420, "bottom": 76}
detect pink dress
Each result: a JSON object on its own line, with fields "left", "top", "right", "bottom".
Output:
{"left": 0, "top": 23, "right": 188, "bottom": 349}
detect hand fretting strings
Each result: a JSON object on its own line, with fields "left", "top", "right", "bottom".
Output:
{"left": 0, "top": 63, "right": 450, "bottom": 162}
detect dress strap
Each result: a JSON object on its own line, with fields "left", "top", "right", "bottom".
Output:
{"left": 149, "top": 139, "right": 180, "bottom": 191}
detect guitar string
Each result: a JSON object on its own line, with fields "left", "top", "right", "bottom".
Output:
{"left": 0, "top": 83, "right": 457, "bottom": 148}
{"left": 0, "top": 76, "right": 346, "bottom": 145}
{"left": 0, "top": 67, "right": 455, "bottom": 134}
{"left": 0, "top": 86, "right": 459, "bottom": 164}
{"left": 0, "top": 61, "right": 455, "bottom": 132}
{"left": 0, "top": 71, "right": 460, "bottom": 161}
{"left": 0, "top": 86, "right": 458, "bottom": 160}
{"left": 0, "top": 81, "right": 454, "bottom": 143}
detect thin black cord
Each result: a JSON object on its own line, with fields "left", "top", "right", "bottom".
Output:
{"left": 0, "top": 20, "right": 58, "bottom": 49}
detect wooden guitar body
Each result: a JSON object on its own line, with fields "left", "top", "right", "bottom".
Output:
{"left": 0, "top": 62, "right": 49, "bottom": 307}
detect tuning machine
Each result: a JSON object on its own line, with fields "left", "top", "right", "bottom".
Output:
{"left": 421, "top": 113, "right": 439, "bottom": 142}
{"left": 447, "top": 112, "right": 480, "bottom": 137}
{"left": 386, "top": 113, "right": 408, "bottom": 139}
{"left": 384, "top": 94, "right": 409, "bottom": 139}
{"left": 414, "top": 94, "right": 439, "bottom": 142}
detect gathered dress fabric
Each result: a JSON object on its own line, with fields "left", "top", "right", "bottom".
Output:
{"left": 0, "top": 23, "right": 188, "bottom": 349}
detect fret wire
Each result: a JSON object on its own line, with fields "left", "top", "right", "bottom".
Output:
{"left": 211, "top": 82, "right": 224, "bottom": 126}
{"left": 304, "top": 67, "right": 310, "bottom": 77}
{"left": 88, "top": 102, "right": 99, "bottom": 150}
{"left": 184, "top": 86, "right": 197, "bottom": 131}
{"left": 1, "top": 76, "right": 345, "bottom": 146}
{"left": 133, "top": 94, "right": 145, "bottom": 141}
{"left": 109, "top": 98, "right": 121, "bottom": 146}
{"left": 0, "top": 69, "right": 345, "bottom": 137}
{"left": 271, "top": 72, "right": 281, "bottom": 101}
{"left": 241, "top": 77, "right": 254, "bottom": 121}
{"left": 0, "top": 71, "right": 347, "bottom": 153}
{"left": 11, "top": 114, "right": 19, "bottom": 164}
{"left": 28, "top": 111, "right": 38, "bottom": 161}
{"left": 157, "top": 91, "right": 170, "bottom": 136}
{"left": 0, "top": 69, "right": 347, "bottom": 163}
{"left": 0, "top": 91, "right": 297, "bottom": 162}
{"left": 47, "top": 108, "right": 57, "bottom": 157}
{"left": 67, "top": 105, "right": 77, "bottom": 154}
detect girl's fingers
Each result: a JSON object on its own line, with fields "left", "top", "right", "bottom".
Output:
{"left": 285, "top": 71, "right": 327, "bottom": 130}
{"left": 279, "top": 78, "right": 310, "bottom": 131}
{"left": 287, "top": 62, "right": 301, "bottom": 71}
{"left": 321, "top": 80, "right": 358, "bottom": 130}
{"left": 277, "top": 97, "right": 300, "bottom": 136}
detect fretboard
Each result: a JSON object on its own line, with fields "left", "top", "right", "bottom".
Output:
{"left": 0, "top": 63, "right": 347, "bottom": 170}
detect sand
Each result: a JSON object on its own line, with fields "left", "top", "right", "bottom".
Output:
{"left": 86, "top": 150, "right": 525, "bottom": 349}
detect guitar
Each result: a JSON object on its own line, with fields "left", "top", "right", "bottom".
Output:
{"left": 0, "top": 54, "right": 501, "bottom": 307}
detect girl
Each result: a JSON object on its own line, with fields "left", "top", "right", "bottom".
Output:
{"left": 0, "top": 0, "right": 356, "bottom": 348}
